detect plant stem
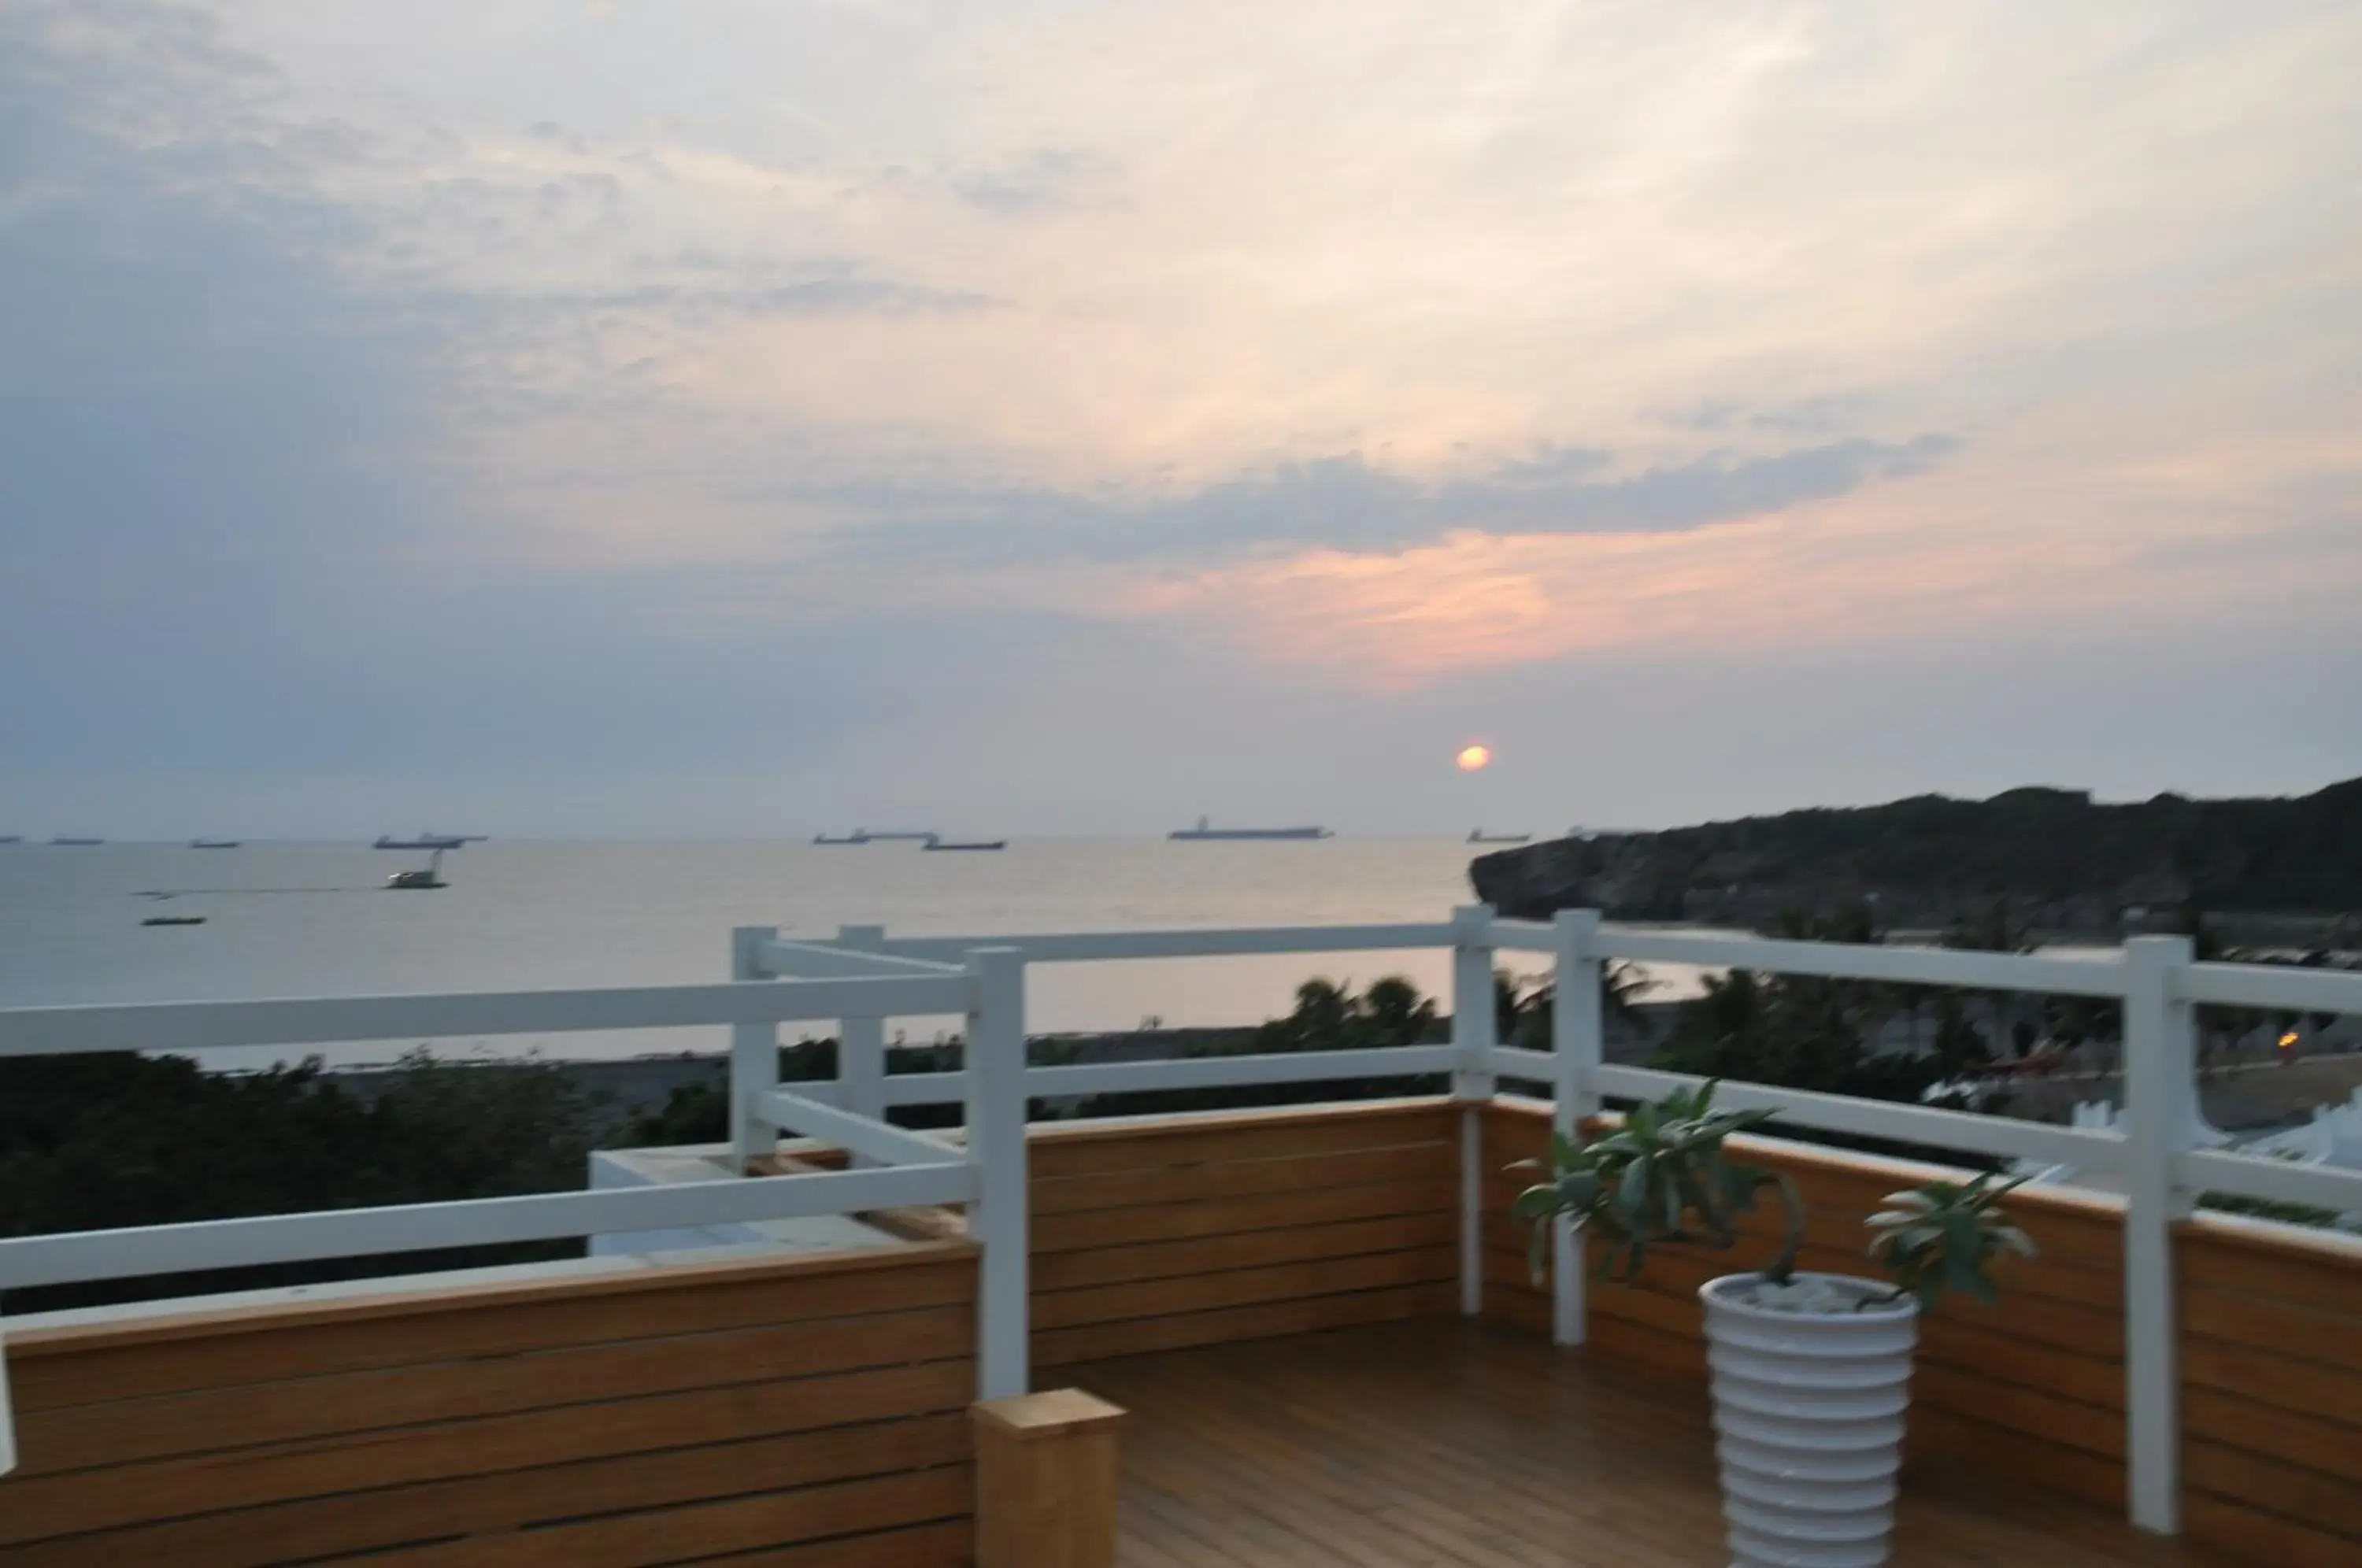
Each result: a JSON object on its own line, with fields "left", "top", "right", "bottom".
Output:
{"left": 1762, "top": 1173, "right": 1805, "bottom": 1284}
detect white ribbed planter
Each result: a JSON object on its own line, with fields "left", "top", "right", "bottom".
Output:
{"left": 1701, "top": 1273, "right": 1918, "bottom": 1568}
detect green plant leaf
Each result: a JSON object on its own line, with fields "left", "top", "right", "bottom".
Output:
{"left": 1557, "top": 1170, "right": 1601, "bottom": 1211}
{"left": 1512, "top": 1185, "right": 1561, "bottom": 1221}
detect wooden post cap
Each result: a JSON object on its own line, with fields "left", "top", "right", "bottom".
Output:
{"left": 971, "top": 1387, "right": 1127, "bottom": 1440}
{"left": 972, "top": 1389, "right": 1126, "bottom": 1568}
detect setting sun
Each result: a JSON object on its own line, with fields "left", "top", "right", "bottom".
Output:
{"left": 1457, "top": 745, "right": 1492, "bottom": 772}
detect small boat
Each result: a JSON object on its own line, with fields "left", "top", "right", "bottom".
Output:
{"left": 50, "top": 836, "right": 103, "bottom": 846}
{"left": 0, "top": 835, "right": 21, "bottom": 845}
{"left": 813, "top": 830, "right": 871, "bottom": 845}
{"left": 385, "top": 848, "right": 451, "bottom": 889}
{"left": 191, "top": 838, "right": 242, "bottom": 849}
{"left": 862, "top": 830, "right": 938, "bottom": 843}
{"left": 924, "top": 836, "right": 1006, "bottom": 852}
{"left": 142, "top": 915, "right": 206, "bottom": 927}
{"left": 374, "top": 833, "right": 485, "bottom": 851}
{"left": 1468, "top": 830, "right": 1532, "bottom": 845}
{"left": 1169, "top": 816, "right": 1331, "bottom": 841}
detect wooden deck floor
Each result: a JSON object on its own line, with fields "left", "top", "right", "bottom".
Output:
{"left": 1077, "top": 1320, "right": 2231, "bottom": 1568}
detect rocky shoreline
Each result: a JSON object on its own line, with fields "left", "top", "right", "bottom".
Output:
{"left": 1472, "top": 779, "right": 2361, "bottom": 937}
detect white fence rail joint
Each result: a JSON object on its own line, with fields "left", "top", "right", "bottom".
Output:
{"left": 754, "top": 1088, "right": 963, "bottom": 1169}
{"left": 752, "top": 938, "right": 966, "bottom": 981}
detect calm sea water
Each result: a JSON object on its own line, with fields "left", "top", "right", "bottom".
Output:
{"left": 0, "top": 838, "right": 1519, "bottom": 1068}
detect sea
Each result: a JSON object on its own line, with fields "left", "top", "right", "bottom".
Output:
{"left": 0, "top": 838, "right": 1549, "bottom": 1071}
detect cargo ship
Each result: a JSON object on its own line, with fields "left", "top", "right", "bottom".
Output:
{"left": 1168, "top": 816, "right": 1332, "bottom": 841}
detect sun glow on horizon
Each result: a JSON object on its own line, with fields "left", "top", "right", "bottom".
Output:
{"left": 1457, "top": 745, "right": 1492, "bottom": 772}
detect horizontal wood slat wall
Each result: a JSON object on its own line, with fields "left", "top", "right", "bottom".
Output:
{"left": 1480, "top": 1102, "right": 2131, "bottom": 1512}
{"left": 2177, "top": 1215, "right": 2362, "bottom": 1568}
{"left": 1028, "top": 1100, "right": 1461, "bottom": 1369}
{"left": 0, "top": 1243, "right": 979, "bottom": 1568}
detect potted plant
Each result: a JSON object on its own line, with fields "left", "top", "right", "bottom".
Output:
{"left": 1513, "top": 1082, "right": 2034, "bottom": 1568}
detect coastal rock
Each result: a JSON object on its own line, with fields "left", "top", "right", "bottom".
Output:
{"left": 1469, "top": 778, "right": 2362, "bottom": 932}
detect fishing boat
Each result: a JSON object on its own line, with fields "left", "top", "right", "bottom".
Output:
{"left": 386, "top": 848, "right": 451, "bottom": 889}
{"left": 1168, "top": 816, "right": 1331, "bottom": 841}
{"left": 1468, "top": 829, "right": 1532, "bottom": 845}
{"left": 924, "top": 835, "right": 1006, "bottom": 852}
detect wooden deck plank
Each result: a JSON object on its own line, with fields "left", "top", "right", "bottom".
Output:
{"left": 1076, "top": 1320, "right": 2235, "bottom": 1568}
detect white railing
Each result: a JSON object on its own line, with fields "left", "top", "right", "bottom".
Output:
{"left": 0, "top": 960, "right": 1027, "bottom": 1479}
{"left": 3, "top": 904, "right": 2359, "bottom": 1533}
{"left": 753, "top": 904, "right": 2362, "bottom": 1539}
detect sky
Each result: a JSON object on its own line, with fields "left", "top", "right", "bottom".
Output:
{"left": 3, "top": 0, "right": 2360, "bottom": 838}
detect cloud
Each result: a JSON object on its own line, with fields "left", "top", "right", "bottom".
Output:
{"left": 478, "top": 276, "right": 1001, "bottom": 324}
{"left": 0, "top": 4, "right": 431, "bottom": 579}
{"left": 948, "top": 150, "right": 1103, "bottom": 217}
{"left": 2, "top": 0, "right": 2358, "bottom": 839}
{"left": 807, "top": 434, "right": 1956, "bottom": 567}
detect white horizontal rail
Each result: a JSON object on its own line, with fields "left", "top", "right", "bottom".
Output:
{"left": 0, "top": 975, "right": 976, "bottom": 1059}
{"left": 0, "top": 1162, "right": 977, "bottom": 1291}
{"left": 753, "top": 940, "right": 966, "bottom": 981}
{"left": 1489, "top": 1045, "right": 1557, "bottom": 1081}
{"left": 879, "top": 1071, "right": 970, "bottom": 1108}
{"left": 2175, "top": 961, "right": 2362, "bottom": 1015}
{"left": 861, "top": 1048, "right": 1459, "bottom": 1108}
{"left": 2178, "top": 1148, "right": 2362, "bottom": 1214}
{"left": 1026, "top": 1045, "right": 1455, "bottom": 1097}
{"left": 755, "top": 1087, "right": 962, "bottom": 1167}
{"left": 1592, "top": 926, "right": 2127, "bottom": 997}
{"left": 1488, "top": 919, "right": 1560, "bottom": 954}
{"left": 1594, "top": 1063, "right": 2125, "bottom": 1170}
{"left": 874, "top": 923, "right": 1457, "bottom": 964}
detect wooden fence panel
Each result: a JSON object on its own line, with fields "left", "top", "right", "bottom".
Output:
{"left": 0, "top": 1244, "right": 977, "bottom": 1568}
{"left": 1030, "top": 1101, "right": 1461, "bottom": 1368}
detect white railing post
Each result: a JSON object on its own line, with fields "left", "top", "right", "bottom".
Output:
{"left": 1452, "top": 903, "right": 1499, "bottom": 1318}
{"left": 1, "top": 1317, "right": 16, "bottom": 1477}
{"left": 728, "top": 926, "right": 779, "bottom": 1175}
{"left": 2123, "top": 934, "right": 2195, "bottom": 1535}
{"left": 1550, "top": 908, "right": 1604, "bottom": 1346}
{"left": 967, "top": 946, "right": 1030, "bottom": 1402}
{"left": 837, "top": 923, "right": 887, "bottom": 1167}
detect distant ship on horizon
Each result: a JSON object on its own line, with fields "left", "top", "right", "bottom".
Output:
{"left": 50, "top": 836, "right": 103, "bottom": 846}
{"left": 375, "top": 833, "right": 487, "bottom": 851}
{"left": 1468, "top": 829, "right": 1532, "bottom": 845}
{"left": 191, "top": 838, "right": 242, "bottom": 849}
{"left": 1169, "top": 816, "right": 1333, "bottom": 841}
